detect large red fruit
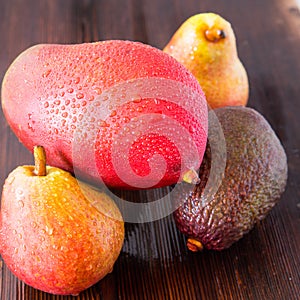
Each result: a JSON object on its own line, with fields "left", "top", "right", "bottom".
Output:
{"left": 1, "top": 40, "right": 208, "bottom": 189}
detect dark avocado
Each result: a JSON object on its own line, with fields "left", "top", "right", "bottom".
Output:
{"left": 173, "top": 106, "right": 288, "bottom": 251}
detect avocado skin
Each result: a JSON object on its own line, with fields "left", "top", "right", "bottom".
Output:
{"left": 173, "top": 106, "right": 288, "bottom": 251}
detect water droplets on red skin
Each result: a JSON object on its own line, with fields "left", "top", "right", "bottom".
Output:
{"left": 3, "top": 41, "right": 207, "bottom": 188}
{"left": 95, "top": 98, "right": 205, "bottom": 188}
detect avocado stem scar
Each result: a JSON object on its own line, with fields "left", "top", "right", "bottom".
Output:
{"left": 187, "top": 238, "right": 204, "bottom": 252}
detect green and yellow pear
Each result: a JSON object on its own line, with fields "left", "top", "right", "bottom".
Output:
{"left": 164, "top": 13, "right": 249, "bottom": 108}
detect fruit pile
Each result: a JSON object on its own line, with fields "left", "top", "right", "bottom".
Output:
{"left": 0, "top": 12, "right": 287, "bottom": 295}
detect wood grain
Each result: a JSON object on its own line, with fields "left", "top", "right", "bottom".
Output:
{"left": 0, "top": 0, "right": 300, "bottom": 299}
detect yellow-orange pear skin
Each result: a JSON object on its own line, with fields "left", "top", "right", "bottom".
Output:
{"left": 163, "top": 13, "right": 249, "bottom": 109}
{"left": 0, "top": 146, "right": 124, "bottom": 295}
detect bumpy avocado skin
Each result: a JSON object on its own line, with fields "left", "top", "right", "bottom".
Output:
{"left": 173, "top": 106, "right": 288, "bottom": 251}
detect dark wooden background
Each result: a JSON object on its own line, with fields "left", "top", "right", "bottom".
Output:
{"left": 0, "top": 0, "right": 299, "bottom": 299}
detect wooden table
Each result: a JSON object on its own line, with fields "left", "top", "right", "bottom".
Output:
{"left": 0, "top": 0, "right": 299, "bottom": 299}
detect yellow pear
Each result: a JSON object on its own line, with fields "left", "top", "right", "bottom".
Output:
{"left": 0, "top": 146, "right": 124, "bottom": 295}
{"left": 163, "top": 12, "right": 249, "bottom": 109}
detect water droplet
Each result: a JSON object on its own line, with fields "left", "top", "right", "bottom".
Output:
{"left": 46, "top": 226, "right": 54, "bottom": 235}
{"left": 110, "top": 110, "right": 117, "bottom": 117}
{"left": 33, "top": 200, "right": 40, "bottom": 207}
{"left": 86, "top": 264, "right": 93, "bottom": 271}
{"left": 74, "top": 77, "right": 80, "bottom": 84}
{"left": 76, "top": 93, "right": 84, "bottom": 99}
{"left": 16, "top": 188, "right": 23, "bottom": 195}
{"left": 62, "top": 112, "right": 68, "bottom": 118}
{"left": 59, "top": 91, "right": 65, "bottom": 97}
{"left": 18, "top": 200, "right": 24, "bottom": 208}
{"left": 30, "top": 221, "right": 37, "bottom": 228}
{"left": 67, "top": 88, "right": 74, "bottom": 93}
{"left": 58, "top": 221, "right": 64, "bottom": 227}
{"left": 52, "top": 244, "right": 59, "bottom": 250}
{"left": 27, "top": 123, "right": 35, "bottom": 132}
{"left": 60, "top": 245, "right": 67, "bottom": 252}
{"left": 99, "top": 120, "right": 109, "bottom": 127}
{"left": 54, "top": 100, "right": 61, "bottom": 105}
{"left": 94, "top": 87, "right": 102, "bottom": 95}
{"left": 189, "top": 125, "right": 195, "bottom": 133}
{"left": 42, "top": 69, "right": 51, "bottom": 78}
{"left": 6, "top": 175, "right": 15, "bottom": 185}
{"left": 44, "top": 102, "right": 49, "bottom": 108}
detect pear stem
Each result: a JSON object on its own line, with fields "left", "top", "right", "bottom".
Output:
{"left": 33, "top": 145, "right": 47, "bottom": 176}
{"left": 182, "top": 168, "right": 200, "bottom": 185}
